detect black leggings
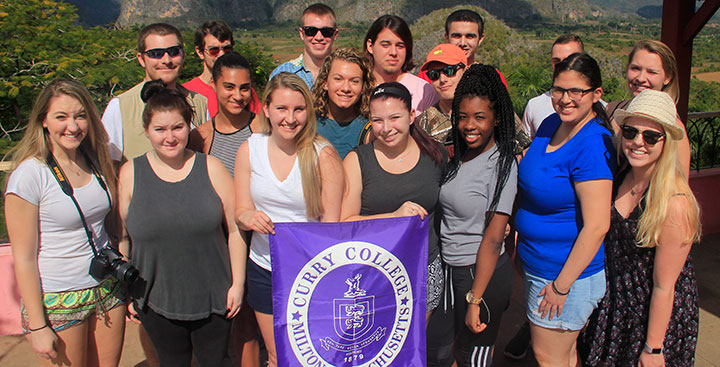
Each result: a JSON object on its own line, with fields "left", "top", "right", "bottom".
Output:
{"left": 136, "top": 303, "right": 232, "bottom": 367}
{"left": 427, "top": 255, "right": 513, "bottom": 367}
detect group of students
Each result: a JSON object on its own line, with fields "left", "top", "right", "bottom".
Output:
{"left": 4, "top": 4, "right": 702, "bottom": 367}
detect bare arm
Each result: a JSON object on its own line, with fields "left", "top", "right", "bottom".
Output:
{"left": 538, "top": 178, "right": 612, "bottom": 319}
{"left": 5, "top": 195, "right": 58, "bottom": 357}
{"left": 187, "top": 122, "right": 211, "bottom": 154}
{"left": 234, "top": 141, "right": 274, "bottom": 234}
{"left": 639, "top": 196, "right": 694, "bottom": 366}
{"left": 465, "top": 212, "right": 511, "bottom": 333}
{"left": 676, "top": 116, "right": 690, "bottom": 180}
{"left": 207, "top": 155, "right": 247, "bottom": 318}
{"left": 318, "top": 145, "right": 344, "bottom": 222}
{"left": 340, "top": 151, "right": 427, "bottom": 222}
{"left": 117, "top": 161, "right": 134, "bottom": 258}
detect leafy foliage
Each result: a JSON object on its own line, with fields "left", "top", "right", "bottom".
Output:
{"left": 0, "top": 0, "right": 275, "bottom": 144}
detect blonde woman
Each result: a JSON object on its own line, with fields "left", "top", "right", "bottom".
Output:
{"left": 5, "top": 79, "right": 126, "bottom": 366}
{"left": 581, "top": 89, "right": 700, "bottom": 366}
{"left": 606, "top": 39, "right": 691, "bottom": 177}
{"left": 235, "top": 73, "right": 344, "bottom": 367}
{"left": 312, "top": 47, "right": 375, "bottom": 158}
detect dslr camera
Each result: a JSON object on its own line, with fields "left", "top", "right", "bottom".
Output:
{"left": 89, "top": 246, "right": 141, "bottom": 287}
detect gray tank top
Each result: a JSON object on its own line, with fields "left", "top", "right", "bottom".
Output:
{"left": 355, "top": 143, "right": 443, "bottom": 264}
{"left": 208, "top": 114, "right": 254, "bottom": 177}
{"left": 126, "top": 153, "right": 231, "bottom": 320}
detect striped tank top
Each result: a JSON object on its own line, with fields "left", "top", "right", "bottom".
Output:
{"left": 208, "top": 113, "right": 254, "bottom": 176}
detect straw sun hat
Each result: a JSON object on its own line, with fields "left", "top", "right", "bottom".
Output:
{"left": 614, "top": 89, "right": 683, "bottom": 140}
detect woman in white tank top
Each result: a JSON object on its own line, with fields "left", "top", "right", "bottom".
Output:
{"left": 234, "top": 73, "right": 344, "bottom": 367}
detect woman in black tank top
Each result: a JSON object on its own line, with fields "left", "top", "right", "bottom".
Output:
{"left": 341, "top": 82, "right": 446, "bottom": 322}
{"left": 117, "top": 82, "right": 247, "bottom": 367}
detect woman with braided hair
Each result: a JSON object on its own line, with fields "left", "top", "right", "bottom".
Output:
{"left": 433, "top": 63, "right": 518, "bottom": 366}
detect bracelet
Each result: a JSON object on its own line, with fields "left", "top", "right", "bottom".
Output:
{"left": 551, "top": 280, "right": 570, "bottom": 296}
{"left": 28, "top": 323, "right": 48, "bottom": 332}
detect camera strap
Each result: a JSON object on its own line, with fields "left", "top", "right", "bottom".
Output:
{"left": 45, "top": 152, "right": 111, "bottom": 258}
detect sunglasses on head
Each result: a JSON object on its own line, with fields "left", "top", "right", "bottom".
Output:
{"left": 205, "top": 45, "right": 233, "bottom": 57}
{"left": 620, "top": 125, "right": 665, "bottom": 145}
{"left": 426, "top": 63, "right": 465, "bottom": 81}
{"left": 143, "top": 46, "right": 183, "bottom": 59}
{"left": 301, "top": 26, "right": 336, "bottom": 38}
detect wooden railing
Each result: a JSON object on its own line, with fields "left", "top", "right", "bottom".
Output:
{"left": 687, "top": 111, "right": 720, "bottom": 171}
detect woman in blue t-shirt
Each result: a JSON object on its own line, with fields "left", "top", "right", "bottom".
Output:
{"left": 515, "top": 53, "right": 615, "bottom": 366}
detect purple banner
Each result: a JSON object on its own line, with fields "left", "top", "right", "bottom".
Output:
{"left": 269, "top": 217, "right": 428, "bottom": 367}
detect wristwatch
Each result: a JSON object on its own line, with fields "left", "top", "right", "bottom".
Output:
{"left": 643, "top": 343, "right": 663, "bottom": 354}
{"left": 465, "top": 291, "right": 483, "bottom": 305}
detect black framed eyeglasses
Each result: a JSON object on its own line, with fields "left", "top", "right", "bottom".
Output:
{"left": 143, "top": 46, "right": 183, "bottom": 59}
{"left": 620, "top": 125, "right": 665, "bottom": 145}
{"left": 426, "top": 63, "right": 465, "bottom": 81}
{"left": 205, "top": 45, "right": 233, "bottom": 57}
{"left": 301, "top": 26, "right": 336, "bottom": 38}
{"left": 549, "top": 86, "right": 595, "bottom": 101}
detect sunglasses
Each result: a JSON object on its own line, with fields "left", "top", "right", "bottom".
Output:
{"left": 301, "top": 26, "right": 336, "bottom": 38}
{"left": 205, "top": 45, "right": 233, "bottom": 57}
{"left": 426, "top": 63, "right": 465, "bottom": 81}
{"left": 143, "top": 46, "right": 183, "bottom": 59}
{"left": 549, "top": 86, "right": 595, "bottom": 101}
{"left": 620, "top": 125, "right": 665, "bottom": 145}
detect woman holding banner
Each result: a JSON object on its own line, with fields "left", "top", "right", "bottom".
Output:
{"left": 234, "top": 72, "right": 344, "bottom": 367}
{"left": 435, "top": 64, "right": 517, "bottom": 367}
{"left": 341, "top": 82, "right": 446, "bottom": 320}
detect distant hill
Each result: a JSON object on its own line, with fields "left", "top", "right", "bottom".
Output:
{"left": 410, "top": 5, "right": 541, "bottom": 70}
{"left": 62, "top": 0, "right": 682, "bottom": 28}
{"left": 65, "top": 0, "right": 122, "bottom": 26}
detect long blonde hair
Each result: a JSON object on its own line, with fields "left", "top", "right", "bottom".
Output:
{"left": 627, "top": 40, "right": 679, "bottom": 103}
{"left": 259, "top": 73, "right": 326, "bottom": 219}
{"left": 6, "top": 79, "right": 117, "bottom": 204}
{"left": 634, "top": 135, "right": 701, "bottom": 247}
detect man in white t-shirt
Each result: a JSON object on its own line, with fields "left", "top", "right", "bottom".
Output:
{"left": 364, "top": 14, "right": 438, "bottom": 114}
{"left": 522, "top": 34, "right": 584, "bottom": 139}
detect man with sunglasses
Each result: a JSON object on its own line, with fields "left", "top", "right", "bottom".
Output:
{"left": 183, "top": 20, "right": 261, "bottom": 118}
{"left": 414, "top": 44, "right": 466, "bottom": 146}
{"left": 268, "top": 3, "right": 338, "bottom": 88}
{"left": 102, "top": 23, "right": 209, "bottom": 162}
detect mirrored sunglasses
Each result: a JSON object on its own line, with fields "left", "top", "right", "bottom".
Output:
{"left": 426, "top": 63, "right": 465, "bottom": 81}
{"left": 206, "top": 45, "right": 233, "bottom": 57}
{"left": 143, "top": 46, "right": 183, "bottom": 59}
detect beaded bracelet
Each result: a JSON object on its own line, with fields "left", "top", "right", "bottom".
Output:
{"left": 28, "top": 323, "right": 48, "bottom": 332}
{"left": 551, "top": 280, "right": 570, "bottom": 296}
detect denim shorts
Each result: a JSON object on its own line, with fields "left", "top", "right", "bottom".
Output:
{"left": 524, "top": 270, "right": 605, "bottom": 331}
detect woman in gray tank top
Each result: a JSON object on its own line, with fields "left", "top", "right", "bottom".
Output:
{"left": 117, "top": 82, "right": 247, "bottom": 367}
{"left": 341, "top": 82, "right": 447, "bottom": 323}
{"left": 188, "top": 52, "right": 261, "bottom": 176}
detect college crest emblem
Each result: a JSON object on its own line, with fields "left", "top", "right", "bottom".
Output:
{"left": 270, "top": 217, "right": 427, "bottom": 366}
